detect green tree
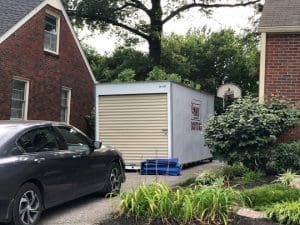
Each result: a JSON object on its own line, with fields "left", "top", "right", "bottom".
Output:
{"left": 161, "top": 30, "right": 260, "bottom": 94}
{"left": 84, "top": 47, "right": 150, "bottom": 82}
{"left": 83, "top": 46, "right": 109, "bottom": 82}
{"left": 113, "top": 68, "right": 136, "bottom": 82}
{"left": 84, "top": 30, "right": 259, "bottom": 95}
{"left": 146, "top": 66, "right": 182, "bottom": 83}
{"left": 63, "top": 0, "right": 260, "bottom": 65}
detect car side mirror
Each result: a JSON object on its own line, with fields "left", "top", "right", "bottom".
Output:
{"left": 93, "top": 141, "right": 102, "bottom": 149}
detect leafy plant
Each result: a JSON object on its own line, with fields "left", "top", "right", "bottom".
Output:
{"left": 241, "top": 184, "right": 300, "bottom": 210}
{"left": 270, "top": 141, "right": 300, "bottom": 173}
{"left": 195, "top": 170, "right": 221, "bottom": 186}
{"left": 276, "top": 170, "right": 298, "bottom": 186}
{"left": 205, "top": 96, "right": 300, "bottom": 171}
{"left": 113, "top": 68, "right": 136, "bottom": 83}
{"left": 266, "top": 201, "right": 300, "bottom": 225}
{"left": 119, "top": 183, "right": 241, "bottom": 225}
{"left": 219, "top": 163, "right": 250, "bottom": 180}
{"left": 241, "top": 171, "right": 264, "bottom": 184}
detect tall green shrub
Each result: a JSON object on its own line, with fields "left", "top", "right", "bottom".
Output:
{"left": 270, "top": 142, "right": 300, "bottom": 173}
{"left": 205, "top": 97, "right": 299, "bottom": 171}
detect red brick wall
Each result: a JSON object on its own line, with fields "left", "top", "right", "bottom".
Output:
{"left": 265, "top": 33, "right": 300, "bottom": 105}
{"left": 278, "top": 126, "right": 300, "bottom": 143}
{"left": 265, "top": 33, "right": 300, "bottom": 142}
{"left": 0, "top": 5, "right": 94, "bottom": 133}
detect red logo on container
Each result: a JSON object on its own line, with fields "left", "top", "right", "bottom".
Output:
{"left": 191, "top": 100, "right": 202, "bottom": 131}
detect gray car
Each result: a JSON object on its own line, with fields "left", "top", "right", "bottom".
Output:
{"left": 0, "top": 121, "right": 125, "bottom": 225}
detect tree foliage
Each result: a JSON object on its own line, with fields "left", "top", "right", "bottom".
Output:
{"left": 113, "top": 68, "right": 136, "bottom": 82}
{"left": 63, "top": 0, "right": 260, "bottom": 65}
{"left": 84, "top": 29, "right": 259, "bottom": 94}
{"left": 161, "top": 30, "right": 260, "bottom": 93}
{"left": 205, "top": 97, "right": 300, "bottom": 171}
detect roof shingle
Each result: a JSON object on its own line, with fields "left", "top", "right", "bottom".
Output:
{"left": 0, "top": 0, "right": 44, "bottom": 37}
{"left": 259, "top": 0, "right": 300, "bottom": 29}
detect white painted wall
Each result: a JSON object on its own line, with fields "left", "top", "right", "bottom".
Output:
{"left": 171, "top": 83, "right": 213, "bottom": 164}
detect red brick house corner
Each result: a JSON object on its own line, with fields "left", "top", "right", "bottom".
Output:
{"left": 0, "top": 0, "right": 96, "bottom": 133}
{"left": 258, "top": 0, "right": 300, "bottom": 141}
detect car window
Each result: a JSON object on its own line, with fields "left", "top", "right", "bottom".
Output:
{"left": 56, "top": 126, "right": 90, "bottom": 152}
{"left": 18, "top": 127, "right": 59, "bottom": 153}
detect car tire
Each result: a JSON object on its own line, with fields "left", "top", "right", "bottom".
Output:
{"left": 12, "top": 183, "right": 43, "bottom": 225}
{"left": 102, "top": 162, "right": 122, "bottom": 195}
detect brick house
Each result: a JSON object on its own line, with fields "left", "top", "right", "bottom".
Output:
{"left": 0, "top": 0, "right": 96, "bottom": 133}
{"left": 258, "top": 0, "right": 300, "bottom": 141}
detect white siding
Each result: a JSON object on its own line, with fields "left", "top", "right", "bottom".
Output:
{"left": 171, "top": 83, "right": 213, "bottom": 164}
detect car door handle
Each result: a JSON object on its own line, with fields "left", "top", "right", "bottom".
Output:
{"left": 72, "top": 155, "right": 81, "bottom": 159}
{"left": 34, "top": 158, "right": 45, "bottom": 163}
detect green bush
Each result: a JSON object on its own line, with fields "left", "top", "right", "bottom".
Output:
{"left": 205, "top": 97, "right": 300, "bottom": 171}
{"left": 119, "top": 183, "right": 241, "bottom": 225}
{"left": 276, "top": 170, "right": 299, "bottom": 186}
{"left": 266, "top": 201, "right": 300, "bottom": 225}
{"left": 241, "top": 184, "right": 300, "bottom": 210}
{"left": 219, "top": 164, "right": 250, "bottom": 180}
{"left": 195, "top": 170, "right": 221, "bottom": 186}
{"left": 270, "top": 141, "right": 300, "bottom": 173}
{"left": 241, "top": 171, "right": 264, "bottom": 184}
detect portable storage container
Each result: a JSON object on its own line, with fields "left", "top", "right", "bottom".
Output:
{"left": 95, "top": 81, "right": 214, "bottom": 169}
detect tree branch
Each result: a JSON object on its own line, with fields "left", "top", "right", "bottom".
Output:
{"left": 162, "top": 0, "right": 260, "bottom": 24}
{"left": 108, "top": 19, "right": 149, "bottom": 40}
{"left": 129, "top": 0, "right": 150, "bottom": 14}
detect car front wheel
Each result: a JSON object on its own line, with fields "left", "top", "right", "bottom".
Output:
{"left": 103, "top": 162, "right": 122, "bottom": 195}
{"left": 12, "top": 183, "right": 42, "bottom": 225}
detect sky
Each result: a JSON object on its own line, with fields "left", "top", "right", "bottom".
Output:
{"left": 78, "top": 3, "right": 257, "bottom": 55}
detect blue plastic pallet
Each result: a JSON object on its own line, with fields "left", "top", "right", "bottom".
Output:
{"left": 140, "top": 158, "right": 181, "bottom": 176}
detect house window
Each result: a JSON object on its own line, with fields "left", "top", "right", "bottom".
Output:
{"left": 10, "top": 79, "right": 29, "bottom": 120}
{"left": 44, "top": 13, "right": 60, "bottom": 54}
{"left": 60, "top": 88, "right": 71, "bottom": 123}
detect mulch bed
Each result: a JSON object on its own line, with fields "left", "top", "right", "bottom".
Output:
{"left": 229, "top": 175, "right": 277, "bottom": 189}
{"left": 97, "top": 214, "right": 280, "bottom": 225}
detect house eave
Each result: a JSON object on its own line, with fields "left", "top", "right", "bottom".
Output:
{"left": 258, "top": 26, "right": 300, "bottom": 33}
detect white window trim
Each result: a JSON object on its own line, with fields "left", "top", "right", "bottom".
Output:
{"left": 11, "top": 77, "right": 30, "bottom": 120}
{"left": 61, "top": 87, "right": 71, "bottom": 124}
{"left": 259, "top": 33, "right": 266, "bottom": 104}
{"left": 44, "top": 10, "right": 60, "bottom": 55}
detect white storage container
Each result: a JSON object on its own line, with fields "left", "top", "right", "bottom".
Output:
{"left": 95, "top": 81, "right": 214, "bottom": 169}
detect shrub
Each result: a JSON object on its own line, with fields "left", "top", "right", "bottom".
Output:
{"left": 276, "top": 170, "right": 299, "bottom": 186}
{"left": 195, "top": 170, "right": 220, "bottom": 186}
{"left": 241, "top": 171, "right": 264, "bottom": 184}
{"left": 270, "top": 141, "right": 300, "bottom": 173}
{"left": 205, "top": 97, "right": 300, "bottom": 171}
{"left": 266, "top": 201, "right": 300, "bottom": 225}
{"left": 219, "top": 164, "right": 250, "bottom": 180}
{"left": 119, "top": 183, "right": 241, "bottom": 225}
{"left": 241, "top": 184, "right": 300, "bottom": 210}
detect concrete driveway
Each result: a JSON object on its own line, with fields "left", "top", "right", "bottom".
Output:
{"left": 1, "top": 161, "right": 221, "bottom": 225}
